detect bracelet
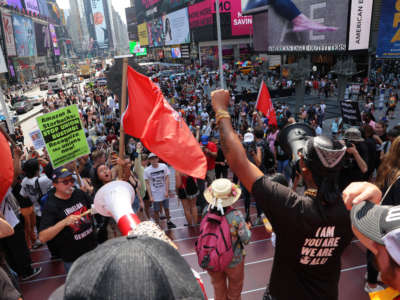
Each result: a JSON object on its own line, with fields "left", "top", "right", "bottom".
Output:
{"left": 215, "top": 110, "right": 231, "bottom": 126}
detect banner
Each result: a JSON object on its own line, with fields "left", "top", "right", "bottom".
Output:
{"left": 147, "top": 18, "right": 163, "bottom": 47}
{"left": 12, "top": 15, "right": 37, "bottom": 57}
{"left": 91, "top": 0, "right": 108, "bottom": 48}
{"left": 7, "top": 0, "right": 22, "bottom": 9}
{"left": 25, "top": 0, "right": 40, "bottom": 15}
{"left": 377, "top": 0, "right": 400, "bottom": 58}
{"left": 37, "top": 0, "right": 49, "bottom": 17}
{"left": 49, "top": 23, "right": 60, "bottom": 56}
{"left": 267, "top": 0, "right": 349, "bottom": 52}
{"left": 241, "top": 0, "right": 269, "bottom": 15}
{"left": 34, "top": 22, "right": 50, "bottom": 56}
{"left": 2, "top": 14, "right": 17, "bottom": 57}
{"left": 138, "top": 22, "right": 149, "bottom": 46}
{"left": 36, "top": 105, "right": 90, "bottom": 168}
{"left": 29, "top": 129, "right": 45, "bottom": 150}
{"left": 163, "top": 8, "right": 190, "bottom": 45}
{"left": 340, "top": 100, "right": 361, "bottom": 126}
{"left": 348, "top": 0, "right": 373, "bottom": 50}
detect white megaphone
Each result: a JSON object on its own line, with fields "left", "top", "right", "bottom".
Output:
{"left": 94, "top": 180, "right": 140, "bottom": 236}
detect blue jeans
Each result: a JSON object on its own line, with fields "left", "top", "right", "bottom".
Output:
{"left": 277, "top": 159, "right": 290, "bottom": 182}
{"left": 64, "top": 261, "right": 73, "bottom": 273}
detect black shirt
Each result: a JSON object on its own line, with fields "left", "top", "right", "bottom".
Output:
{"left": 39, "top": 189, "right": 97, "bottom": 262}
{"left": 339, "top": 142, "right": 369, "bottom": 191}
{"left": 252, "top": 176, "right": 353, "bottom": 300}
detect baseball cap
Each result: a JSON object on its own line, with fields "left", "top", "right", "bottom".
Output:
{"left": 200, "top": 135, "right": 209, "bottom": 145}
{"left": 243, "top": 132, "right": 254, "bottom": 143}
{"left": 351, "top": 201, "right": 400, "bottom": 266}
{"left": 52, "top": 167, "right": 73, "bottom": 181}
{"left": 148, "top": 153, "right": 157, "bottom": 159}
{"left": 344, "top": 127, "right": 364, "bottom": 142}
{"left": 49, "top": 235, "right": 204, "bottom": 300}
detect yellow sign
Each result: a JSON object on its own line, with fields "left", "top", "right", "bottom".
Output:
{"left": 138, "top": 23, "right": 149, "bottom": 46}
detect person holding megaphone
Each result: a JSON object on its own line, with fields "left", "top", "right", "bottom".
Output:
{"left": 211, "top": 89, "right": 353, "bottom": 300}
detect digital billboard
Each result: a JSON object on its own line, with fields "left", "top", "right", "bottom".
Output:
{"left": 241, "top": 0, "right": 269, "bottom": 15}
{"left": 129, "top": 41, "right": 147, "bottom": 56}
{"left": 147, "top": 18, "right": 163, "bottom": 47}
{"left": 12, "top": 15, "right": 37, "bottom": 57}
{"left": 253, "top": 12, "right": 268, "bottom": 52}
{"left": 49, "top": 23, "right": 60, "bottom": 56}
{"left": 163, "top": 8, "right": 190, "bottom": 45}
{"left": 230, "top": 0, "right": 252, "bottom": 36}
{"left": 348, "top": 0, "right": 373, "bottom": 50}
{"left": 7, "top": 0, "right": 23, "bottom": 10}
{"left": 171, "top": 47, "right": 181, "bottom": 58}
{"left": 138, "top": 22, "right": 149, "bottom": 46}
{"left": 91, "top": 0, "right": 108, "bottom": 49}
{"left": 34, "top": 22, "right": 50, "bottom": 56}
{"left": 37, "top": 0, "right": 49, "bottom": 17}
{"left": 377, "top": 0, "right": 400, "bottom": 58}
{"left": 25, "top": 0, "right": 40, "bottom": 15}
{"left": 267, "top": 0, "right": 349, "bottom": 52}
{"left": 2, "top": 14, "right": 17, "bottom": 57}
{"left": 189, "top": 0, "right": 213, "bottom": 29}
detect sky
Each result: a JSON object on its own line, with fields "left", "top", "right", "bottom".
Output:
{"left": 57, "top": 0, "right": 131, "bottom": 24}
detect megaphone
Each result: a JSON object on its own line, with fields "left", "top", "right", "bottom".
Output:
{"left": 94, "top": 180, "right": 140, "bottom": 236}
{"left": 277, "top": 123, "right": 316, "bottom": 162}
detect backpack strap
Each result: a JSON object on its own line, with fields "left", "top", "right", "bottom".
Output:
{"left": 35, "top": 178, "right": 43, "bottom": 200}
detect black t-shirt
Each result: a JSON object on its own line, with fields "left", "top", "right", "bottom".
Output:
{"left": 382, "top": 177, "right": 400, "bottom": 206}
{"left": 274, "top": 140, "right": 289, "bottom": 161}
{"left": 39, "top": 189, "right": 97, "bottom": 262}
{"left": 252, "top": 176, "right": 353, "bottom": 300}
{"left": 339, "top": 142, "right": 369, "bottom": 190}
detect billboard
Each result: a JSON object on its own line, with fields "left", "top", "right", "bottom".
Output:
{"left": 267, "top": 0, "right": 349, "bottom": 52}
{"left": 49, "top": 23, "right": 60, "bottom": 56}
{"left": 241, "top": 0, "right": 269, "bottom": 15}
{"left": 24, "top": 0, "right": 40, "bottom": 15}
{"left": 129, "top": 41, "right": 147, "bottom": 56}
{"left": 348, "top": 0, "right": 373, "bottom": 50}
{"left": 2, "top": 14, "right": 17, "bottom": 57}
{"left": 147, "top": 18, "right": 163, "bottom": 47}
{"left": 7, "top": 0, "right": 23, "bottom": 9}
{"left": 171, "top": 47, "right": 181, "bottom": 58}
{"left": 91, "top": 0, "right": 108, "bottom": 48}
{"left": 138, "top": 22, "right": 149, "bottom": 46}
{"left": 12, "top": 15, "right": 37, "bottom": 57}
{"left": 230, "top": 0, "right": 252, "bottom": 36}
{"left": 189, "top": 0, "right": 213, "bottom": 29}
{"left": 163, "top": 8, "right": 190, "bottom": 45}
{"left": 37, "top": 0, "right": 49, "bottom": 17}
{"left": 376, "top": 0, "right": 400, "bottom": 58}
{"left": 253, "top": 12, "right": 268, "bottom": 52}
{"left": 34, "top": 22, "right": 50, "bottom": 56}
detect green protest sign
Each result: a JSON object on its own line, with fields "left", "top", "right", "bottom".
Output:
{"left": 36, "top": 105, "right": 90, "bottom": 168}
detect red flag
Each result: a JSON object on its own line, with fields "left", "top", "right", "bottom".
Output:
{"left": 0, "top": 132, "right": 13, "bottom": 203}
{"left": 123, "top": 66, "right": 207, "bottom": 179}
{"left": 256, "top": 81, "right": 277, "bottom": 126}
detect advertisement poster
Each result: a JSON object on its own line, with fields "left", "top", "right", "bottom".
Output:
{"left": 163, "top": 8, "right": 190, "bottom": 45}
{"left": 91, "top": 0, "right": 108, "bottom": 48}
{"left": 267, "top": 0, "right": 349, "bottom": 52}
{"left": 36, "top": 105, "right": 90, "bottom": 168}
{"left": 230, "top": 0, "right": 252, "bottom": 36}
{"left": 34, "top": 22, "right": 50, "bottom": 56}
{"left": 7, "top": 0, "right": 22, "bottom": 9}
{"left": 12, "top": 15, "right": 37, "bottom": 57}
{"left": 171, "top": 47, "right": 181, "bottom": 58}
{"left": 29, "top": 129, "right": 45, "bottom": 150}
{"left": 37, "top": 0, "right": 49, "bottom": 17}
{"left": 348, "top": 0, "right": 373, "bottom": 50}
{"left": 377, "top": 0, "right": 400, "bottom": 58}
{"left": 2, "top": 14, "right": 17, "bottom": 57}
{"left": 189, "top": 0, "right": 213, "bottom": 29}
{"left": 49, "top": 24, "right": 60, "bottom": 56}
{"left": 138, "top": 22, "right": 149, "bottom": 46}
{"left": 25, "top": 0, "right": 40, "bottom": 15}
{"left": 147, "top": 18, "right": 163, "bottom": 47}
{"left": 241, "top": 0, "right": 269, "bottom": 15}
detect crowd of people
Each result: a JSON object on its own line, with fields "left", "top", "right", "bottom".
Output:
{"left": 1, "top": 61, "right": 400, "bottom": 300}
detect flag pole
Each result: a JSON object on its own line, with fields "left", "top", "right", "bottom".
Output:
{"left": 215, "top": 0, "right": 224, "bottom": 89}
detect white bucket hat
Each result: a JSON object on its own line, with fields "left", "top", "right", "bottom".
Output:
{"left": 204, "top": 179, "right": 241, "bottom": 215}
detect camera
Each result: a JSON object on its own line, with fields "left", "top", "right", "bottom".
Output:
{"left": 243, "top": 141, "right": 256, "bottom": 154}
{"left": 344, "top": 139, "right": 353, "bottom": 148}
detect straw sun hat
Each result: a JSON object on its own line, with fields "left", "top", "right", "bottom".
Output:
{"left": 204, "top": 179, "right": 241, "bottom": 214}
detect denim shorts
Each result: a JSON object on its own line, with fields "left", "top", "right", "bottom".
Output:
{"left": 132, "top": 195, "right": 140, "bottom": 213}
{"left": 153, "top": 199, "right": 169, "bottom": 212}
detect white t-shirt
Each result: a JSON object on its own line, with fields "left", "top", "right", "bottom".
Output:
{"left": 144, "top": 163, "right": 170, "bottom": 202}
{"left": 20, "top": 175, "right": 53, "bottom": 216}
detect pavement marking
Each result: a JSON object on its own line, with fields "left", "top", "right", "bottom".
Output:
{"left": 20, "top": 274, "right": 67, "bottom": 284}
{"left": 32, "top": 258, "right": 62, "bottom": 266}
{"left": 198, "top": 257, "right": 274, "bottom": 275}
{"left": 341, "top": 264, "right": 367, "bottom": 272}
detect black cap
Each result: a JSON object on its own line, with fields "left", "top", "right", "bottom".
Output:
{"left": 49, "top": 235, "right": 205, "bottom": 300}
{"left": 52, "top": 167, "right": 73, "bottom": 181}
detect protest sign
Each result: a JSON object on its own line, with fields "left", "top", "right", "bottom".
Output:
{"left": 36, "top": 105, "right": 90, "bottom": 168}
{"left": 340, "top": 100, "right": 361, "bottom": 126}
{"left": 29, "top": 129, "right": 45, "bottom": 150}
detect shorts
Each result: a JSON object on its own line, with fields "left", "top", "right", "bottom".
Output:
{"left": 132, "top": 195, "right": 140, "bottom": 213}
{"left": 177, "top": 188, "right": 199, "bottom": 200}
{"left": 153, "top": 199, "right": 169, "bottom": 212}
{"left": 143, "top": 191, "right": 150, "bottom": 202}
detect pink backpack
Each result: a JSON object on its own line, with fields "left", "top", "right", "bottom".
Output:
{"left": 195, "top": 208, "right": 234, "bottom": 272}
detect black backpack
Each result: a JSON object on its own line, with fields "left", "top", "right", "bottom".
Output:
{"left": 262, "top": 142, "right": 275, "bottom": 171}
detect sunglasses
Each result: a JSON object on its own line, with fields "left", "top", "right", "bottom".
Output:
{"left": 57, "top": 178, "right": 75, "bottom": 185}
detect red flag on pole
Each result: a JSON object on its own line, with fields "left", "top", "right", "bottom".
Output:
{"left": 256, "top": 81, "right": 277, "bottom": 126}
{"left": 122, "top": 66, "right": 207, "bottom": 179}
{"left": 0, "top": 132, "right": 13, "bottom": 203}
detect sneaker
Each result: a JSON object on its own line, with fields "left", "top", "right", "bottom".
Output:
{"left": 167, "top": 221, "right": 176, "bottom": 229}
{"left": 254, "top": 216, "right": 263, "bottom": 226}
{"left": 364, "top": 282, "right": 385, "bottom": 293}
{"left": 21, "top": 267, "right": 42, "bottom": 281}
{"left": 32, "top": 240, "right": 43, "bottom": 249}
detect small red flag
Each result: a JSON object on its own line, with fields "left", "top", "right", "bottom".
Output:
{"left": 0, "top": 132, "right": 13, "bottom": 203}
{"left": 122, "top": 66, "right": 207, "bottom": 179}
{"left": 256, "top": 81, "right": 277, "bottom": 126}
